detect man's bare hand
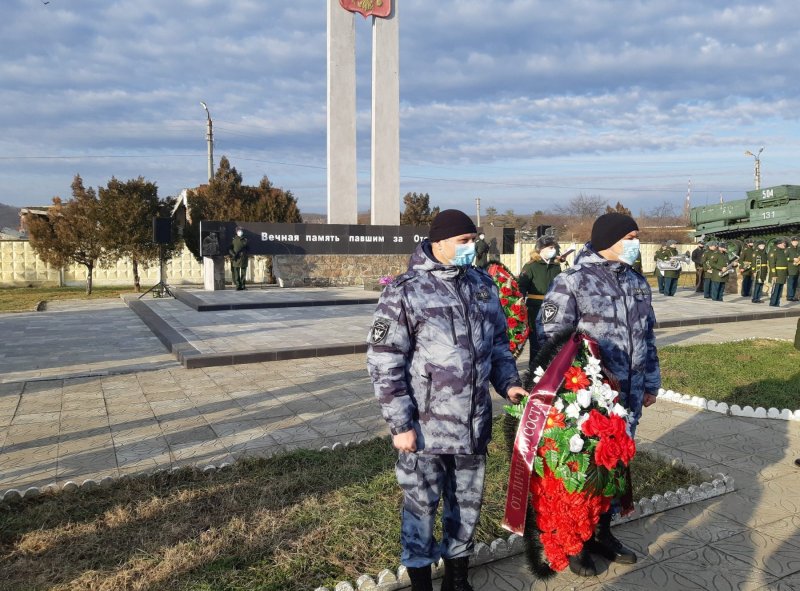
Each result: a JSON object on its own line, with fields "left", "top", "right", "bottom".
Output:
{"left": 393, "top": 430, "right": 417, "bottom": 453}
{"left": 507, "top": 386, "right": 527, "bottom": 404}
{"left": 643, "top": 393, "right": 658, "bottom": 408}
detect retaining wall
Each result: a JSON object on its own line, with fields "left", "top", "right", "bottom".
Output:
{"left": 0, "top": 240, "right": 704, "bottom": 288}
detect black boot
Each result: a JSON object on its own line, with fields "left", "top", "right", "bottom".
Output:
{"left": 592, "top": 513, "right": 637, "bottom": 564}
{"left": 441, "top": 557, "right": 473, "bottom": 591}
{"left": 407, "top": 565, "right": 433, "bottom": 591}
{"left": 568, "top": 546, "right": 598, "bottom": 577}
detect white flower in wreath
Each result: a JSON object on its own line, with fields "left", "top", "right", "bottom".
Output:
{"left": 554, "top": 398, "right": 564, "bottom": 412}
{"left": 576, "top": 388, "right": 592, "bottom": 408}
{"left": 594, "top": 382, "right": 617, "bottom": 407}
{"left": 569, "top": 433, "right": 585, "bottom": 453}
{"left": 576, "top": 412, "right": 590, "bottom": 428}
{"left": 611, "top": 403, "right": 629, "bottom": 418}
{"left": 584, "top": 356, "right": 603, "bottom": 380}
{"left": 590, "top": 384, "right": 609, "bottom": 409}
{"left": 533, "top": 366, "right": 545, "bottom": 384}
{"left": 565, "top": 402, "right": 582, "bottom": 419}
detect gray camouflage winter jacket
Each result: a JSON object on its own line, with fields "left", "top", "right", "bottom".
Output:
{"left": 367, "top": 241, "right": 521, "bottom": 454}
{"left": 536, "top": 244, "right": 661, "bottom": 429}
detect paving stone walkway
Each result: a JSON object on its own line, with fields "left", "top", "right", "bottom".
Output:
{"left": 125, "top": 286, "right": 800, "bottom": 368}
{"left": 0, "top": 291, "right": 798, "bottom": 589}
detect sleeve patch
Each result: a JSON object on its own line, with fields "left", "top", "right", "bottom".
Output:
{"left": 541, "top": 302, "right": 559, "bottom": 324}
{"left": 369, "top": 319, "right": 392, "bottom": 344}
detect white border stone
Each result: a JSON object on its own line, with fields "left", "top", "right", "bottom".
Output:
{"left": 318, "top": 456, "right": 734, "bottom": 591}
{"left": 656, "top": 386, "right": 800, "bottom": 421}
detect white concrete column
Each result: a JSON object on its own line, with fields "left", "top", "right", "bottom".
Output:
{"left": 203, "top": 257, "right": 225, "bottom": 291}
{"left": 327, "top": 0, "right": 358, "bottom": 224}
{"left": 370, "top": 3, "right": 400, "bottom": 225}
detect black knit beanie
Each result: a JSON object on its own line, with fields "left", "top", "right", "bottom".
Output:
{"left": 428, "top": 209, "right": 477, "bottom": 242}
{"left": 590, "top": 213, "right": 639, "bottom": 251}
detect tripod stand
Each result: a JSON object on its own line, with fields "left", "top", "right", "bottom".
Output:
{"left": 139, "top": 243, "right": 174, "bottom": 299}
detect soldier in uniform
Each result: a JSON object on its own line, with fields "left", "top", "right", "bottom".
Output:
{"left": 653, "top": 241, "right": 671, "bottom": 295}
{"left": 473, "top": 232, "right": 490, "bottom": 269}
{"left": 702, "top": 241, "right": 718, "bottom": 298}
{"left": 707, "top": 245, "right": 724, "bottom": 301}
{"left": 691, "top": 241, "right": 705, "bottom": 292}
{"left": 632, "top": 250, "right": 642, "bottom": 274}
{"left": 519, "top": 235, "right": 563, "bottom": 376}
{"left": 787, "top": 236, "right": 799, "bottom": 301}
{"left": 751, "top": 240, "right": 769, "bottom": 303}
{"left": 769, "top": 237, "right": 789, "bottom": 307}
{"left": 228, "top": 227, "right": 249, "bottom": 290}
{"left": 710, "top": 243, "right": 735, "bottom": 302}
{"left": 367, "top": 209, "right": 526, "bottom": 591}
{"left": 538, "top": 212, "right": 660, "bottom": 577}
{"left": 739, "top": 238, "right": 755, "bottom": 298}
{"left": 663, "top": 240, "right": 681, "bottom": 296}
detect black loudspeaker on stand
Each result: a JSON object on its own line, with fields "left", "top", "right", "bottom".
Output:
{"left": 140, "top": 218, "right": 174, "bottom": 299}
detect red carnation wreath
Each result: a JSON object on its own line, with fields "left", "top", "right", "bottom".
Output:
{"left": 502, "top": 332, "right": 635, "bottom": 574}
{"left": 486, "top": 262, "right": 530, "bottom": 359}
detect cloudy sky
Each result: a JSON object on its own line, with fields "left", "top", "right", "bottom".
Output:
{"left": 2, "top": 0, "right": 800, "bottom": 217}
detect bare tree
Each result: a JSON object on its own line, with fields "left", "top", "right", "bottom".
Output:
{"left": 556, "top": 193, "right": 608, "bottom": 219}
{"left": 648, "top": 200, "right": 678, "bottom": 220}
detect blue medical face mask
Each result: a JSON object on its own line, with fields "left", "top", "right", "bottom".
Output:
{"left": 452, "top": 242, "right": 476, "bottom": 266}
{"left": 619, "top": 239, "right": 640, "bottom": 265}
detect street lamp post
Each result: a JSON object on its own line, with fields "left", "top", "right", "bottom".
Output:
{"left": 744, "top": 146, "right": 764, "bottom": 190}
{"left": 200, "top": 102, "right": 214, "bottom": 183}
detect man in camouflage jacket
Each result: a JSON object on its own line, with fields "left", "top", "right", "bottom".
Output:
{"left": 536, "top": 212, "right": 660, "bottom": 577}
{"left": 367, "top": 209, "right": 525, "bottom": 591}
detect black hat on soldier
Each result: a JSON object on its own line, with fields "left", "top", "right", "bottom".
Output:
{"left": 590, "top": 213, "right": 639, "bottom": 251}
{"left": 775, "top": 236, "right": 788, "bottom": 246}
{"left": 428, "top": 209, "right": 477, "bottom": 242}
{"left": 746, "top": 237, "right": 754, "bottom": 244}
{"left": 792, "top": 236, "right": 799, "bottom": 242}
{"left": 756, "top": 240, "right": 766, "bottom": 247}
{"left": 535, "top": 235, "right": 558, "bottom": 252}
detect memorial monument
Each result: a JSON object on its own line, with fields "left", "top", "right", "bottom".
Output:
{"left": 328, "top": 0, "right": 400, "bottom": 225}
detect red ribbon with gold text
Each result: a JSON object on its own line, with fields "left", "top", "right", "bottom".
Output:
{"left": 502, "top": 333, "right": 583, "bottom": 535}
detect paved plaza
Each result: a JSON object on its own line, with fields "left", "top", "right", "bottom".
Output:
{"left": 0, "top": 286, "right": 798, "bottom": 589}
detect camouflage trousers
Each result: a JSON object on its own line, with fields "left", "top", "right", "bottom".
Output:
{"left": 395, "top": 452, "right": 486, "bottom": 568}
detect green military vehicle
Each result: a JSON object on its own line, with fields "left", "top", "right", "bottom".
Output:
{"left": 690, "top": 184, "right": 800, "bottom": 253}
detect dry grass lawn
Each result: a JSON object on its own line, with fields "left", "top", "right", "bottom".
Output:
{"left": 0, "top": 419, "right": 705, "bottom": 591}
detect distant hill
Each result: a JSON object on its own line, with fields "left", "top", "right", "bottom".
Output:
{"left": 0, "top": 203, "right": 20, "bottom": 230}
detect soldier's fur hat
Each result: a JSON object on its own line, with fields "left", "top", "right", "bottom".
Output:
{"left": 535, "top": 235, "right": 558, "bottom": 252}
{"left": 775, "top": 236, "right": 788, "bottom": 246}
{"left": 791, "top": 236, "right": 799, "bottom": 242}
